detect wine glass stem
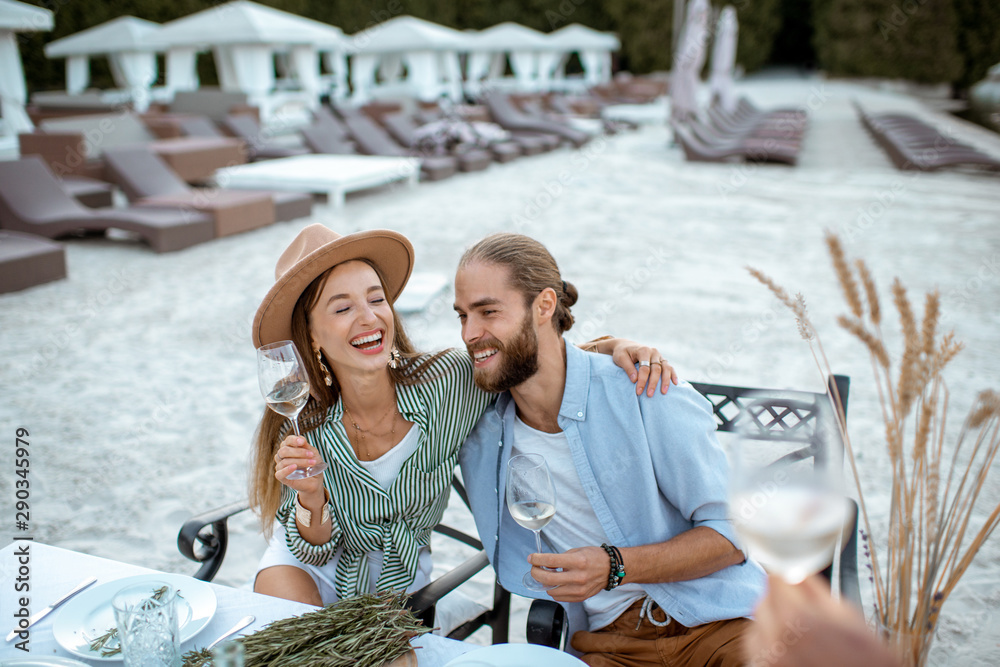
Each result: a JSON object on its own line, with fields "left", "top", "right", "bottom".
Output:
{"left": 290, "top": 416, "right": 302, "bottom": 437}
{"left": 533, "top": 529, "right": 544, "bottom": 555}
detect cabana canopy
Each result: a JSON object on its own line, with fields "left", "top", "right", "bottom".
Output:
{"left": 152, "top": 1, "right": 344, "bottom": 120}
{"left": 45, "top": 17, "right": 161, "bottom": 110}
{"left": 347, "top": 16, "right": 469, "bottom": 103}
{"left": 671, "top": 0, "right": 710, "bottom": 121}
{"left": 547, "top": 24, "right": 620, "bottom": 90}
{"left": 465, "top": 22, "right": 554, "bottom": 95}
{"left": 0, "top": 0, "right": 53, "bottom": 136}
{"left": 708, "top": 6, "right": 738, "bottom": 112}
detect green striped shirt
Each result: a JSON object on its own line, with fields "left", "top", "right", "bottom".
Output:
{"left": 278, "top": 349, "right": 493, "bottom": 599}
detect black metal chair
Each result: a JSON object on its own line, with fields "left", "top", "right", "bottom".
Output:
{"left": 176, "top": 474, "right": 510, "bottom": 643}
{"left": 526, "top": 374, "right": 860, "bottom": 649}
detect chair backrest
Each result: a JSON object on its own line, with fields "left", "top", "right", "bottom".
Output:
{"left": 0, "top": 156, "right": 89, "bottom": 223}
{"left": 300, "top": 125, "right": 355, "bottom": 155}
{"left": 341, "top": 114, "right": 407, "bottom": 158}
{"left": 221, "top": 114, "right": 264, "bottom": 143}
{"left": 40, "top": 113, "right": 156, "bottom": 157}
{"left": 380, "top": 112, "right": 418, "bottom": 148}
{"left": 103, "top": 147, "right": 191, "bottom": 200}
{"left": 177, "top": 116, "right": 226, "bottom": 139}
{"left": 170, "top": 90, "right": 249, "bottom": 121}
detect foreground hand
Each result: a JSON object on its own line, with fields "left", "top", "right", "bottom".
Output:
{"left": 610, "top": 340, "right": 679, "bottom": 397}
{"left": 744, "top": 575, "right": 900, "bottom": 667}
{"left": 273, "top": 435, "right": 325, "bottom": 495}
{"left": 528, "top": 547, "right": 609, "bottom": 603}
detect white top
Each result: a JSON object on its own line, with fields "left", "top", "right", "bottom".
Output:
{"left": 358, "top": 422, "right": 420, "bottom": 489}
{"left": 512, "top": 416, "right": 646, "bottom": 631}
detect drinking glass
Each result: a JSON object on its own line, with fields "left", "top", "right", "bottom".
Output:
{"left": 111, "top": 581, "right": 181, "bottom": 667}
{"left": 728, "top": 392, "right": 851, "bottom": 584}
{"left": 257, "top": 340, "right": 327, "bottom": 480}
{"left": 505, "top": 453, "right": 557, "bottom": 591}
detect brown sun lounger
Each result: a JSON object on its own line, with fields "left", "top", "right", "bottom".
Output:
{"left": 484, "top": 93, "right": 590, "bottom": 148}
{"left": 671, "top": 121, "right": 799, "bottom": 166}
{"left": 0, "top": 230, "right": 67, "bottom": 293}
{"left": 339, "top": 113, "right": 457, "bottom": 181}
{"left": 0, "top": 157, "right": 214, "bottom": 253}
{"left": 222, "top": 114, "right": 311, "bottom": 161}
{"left": 20, "top": 112, "right": 246, "bottom": 184}
{"left": 380, "top": 112, "right": 494, "bottom": 172}
{"left": 102, "top": 146, "right": 313, "bottom": 232}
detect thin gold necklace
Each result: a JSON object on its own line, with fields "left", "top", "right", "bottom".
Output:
{"left": 343, "top": 404, "right": 398, "bottom": 459}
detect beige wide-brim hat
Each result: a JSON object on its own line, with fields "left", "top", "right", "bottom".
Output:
{"left": 252, "top": 224, "right": 414, "bottom": 348}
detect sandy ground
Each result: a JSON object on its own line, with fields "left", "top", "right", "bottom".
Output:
{"left": 2, "top": 74, "right": 999, "bottom": 663}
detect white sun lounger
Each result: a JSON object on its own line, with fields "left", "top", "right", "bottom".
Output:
{"left": 213, "top": 155, "right": 420, "bottom": 209}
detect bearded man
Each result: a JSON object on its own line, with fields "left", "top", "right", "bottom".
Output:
{"left": 454, "top": 233, "right": 766, "bottom": 667}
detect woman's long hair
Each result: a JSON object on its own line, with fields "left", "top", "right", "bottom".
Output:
{"left": 249, "top": 259, "right": 446, "bottom": 535}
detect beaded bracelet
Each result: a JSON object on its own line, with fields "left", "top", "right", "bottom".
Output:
{"left": 601, "top": 543, "right": 626, "bottom": 590}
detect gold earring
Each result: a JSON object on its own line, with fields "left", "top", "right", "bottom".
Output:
{"left": 314, "top": 347, "right": 333, "bottom": 386}
{"left": 388, "top": 347, "right": 402, "bottom": 369}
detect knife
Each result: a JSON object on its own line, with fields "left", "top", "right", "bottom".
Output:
{"left": 6, "top": 576, "right": 98, "bottom": 642}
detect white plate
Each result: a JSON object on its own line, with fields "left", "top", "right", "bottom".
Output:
{"left": 442, "top": 643, "right": 586, "bottom": 666}
{"left": 2, "top": 659, "right": 92, "bottom": 667}
{"left": 51, "top": 573, "right": 217, "bottom": 662}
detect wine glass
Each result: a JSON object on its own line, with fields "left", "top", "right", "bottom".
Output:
{"left": 505, "top": 453, "right": 557, "bottom": 591}
{"left": 257, "top": 340, "right": 328, "bottom": 480}
{"left": 727, "top": 392, "right": 850, "bottom": 584}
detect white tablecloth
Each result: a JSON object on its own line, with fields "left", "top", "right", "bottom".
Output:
{"left": 0, "top": 541, "right": 474, "bottom": 666}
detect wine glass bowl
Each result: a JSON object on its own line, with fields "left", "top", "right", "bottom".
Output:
{"left": 257, "top": 340, "right": 328, "bottom": 481}
{"left": 505, "top": 453, "right": 557, "bottom": 591}
{"left": 727, "top": 393, "right": 850, "bottom": 584}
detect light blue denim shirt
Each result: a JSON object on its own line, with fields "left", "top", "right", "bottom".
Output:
{"left": 459, "top": 339, "right": 766, "bottom": 638}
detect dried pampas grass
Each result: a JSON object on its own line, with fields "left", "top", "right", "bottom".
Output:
{"left": 748, "top": 232, "right": 999, "bottom": 666}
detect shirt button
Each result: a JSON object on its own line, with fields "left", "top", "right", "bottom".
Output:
{"left": 577, "top": 411, "right": 583, "bottom": 418}
{"left": 498, "top": 440, "right": 503, "bottom": 447}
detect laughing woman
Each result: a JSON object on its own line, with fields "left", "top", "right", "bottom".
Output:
{"left": 249, "top": 224, "right": 673, "bottom": 607}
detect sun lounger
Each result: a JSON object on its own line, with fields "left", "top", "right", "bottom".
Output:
{"left": 221, "top": 114, "right": 310, "bottom": 161}
{"left": 484, "top": 93, "right": 591, "bottom": 148}
{"left": 0, "top": 157, "right": 214, "bottom": 253}
{"left": 299, "top": 124, "right": 357, "bottom": 155}
{"left": 20, "top": 112, "right": 246, "bottom": 183}
{"left": 380, "top": 112, "right": 494, "bottom": 172}
{"left": 855, "top": 103, "right": 1000, "bottom": 172}
{"left": 0, "top": 230, "right": 67, "bottom": 293}
{"left": 340, "top": 113, "right": 457, "bottom": 181}
{"left": 671, "top": 121, "right": 800, "bottom": 165}
{"left": 102, "top": 146, "right": 312, "bottom": 233}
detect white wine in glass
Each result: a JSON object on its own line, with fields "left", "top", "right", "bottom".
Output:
{"left": 728, "top": 393, "right": 850, "bottom": 584}
{"left": 506, "top": 453, "right": 557, "bottom": 591}
{"left": 257, "top": 340, "right": 328, "bottom": 481}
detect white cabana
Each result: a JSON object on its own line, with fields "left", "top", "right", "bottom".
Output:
{"left": 152, "top": 1, "right": 344, "bottom": 123}
{"left": 546, "top": 23, "right": 620, "bottom": 92}
{"left": 670, "top": 0, "right": 710, "bottom": 121}
{"left": 345, "top": 16, "right": 470, "bottom": 104}
{"left": 708, "top": 6, "right": 738, "bottom": 112}
{"left": 0, "top": 0, "right": 53, "bottom": 139}
{"left": 464, "top": 22, "right": 553, "bottom": 96}
{"left": 44, "top": 16, "right": 161, "bottom": 112}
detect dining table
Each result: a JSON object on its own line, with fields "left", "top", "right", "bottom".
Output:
{"left": 0, "top": 541, "right": 477, "bottom": 666}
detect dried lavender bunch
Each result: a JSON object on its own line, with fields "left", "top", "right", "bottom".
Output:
{"left": 182, "top": 591, "right": 429, "bottom": 667}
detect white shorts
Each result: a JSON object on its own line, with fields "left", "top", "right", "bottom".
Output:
{"left": 255, "top": 524, "right": 433, "bottom": 605}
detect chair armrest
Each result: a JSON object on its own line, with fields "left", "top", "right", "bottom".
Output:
{"left": 177, "top": 500, "right": 249, "bottom": 582}
{"left": 526, "top": 599, "right": 566, "bottom": 648}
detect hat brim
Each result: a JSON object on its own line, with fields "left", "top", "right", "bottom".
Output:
{"left": 252, "top": 230, "right": 414, "bottom": 348}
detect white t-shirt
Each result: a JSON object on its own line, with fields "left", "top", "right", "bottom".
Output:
{"left": 512, "top": 415, "right": 646, "bottom": 631}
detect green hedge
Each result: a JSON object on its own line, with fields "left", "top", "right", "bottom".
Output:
{"left": 14, "top": 0, "right": 999, "bottom": 94}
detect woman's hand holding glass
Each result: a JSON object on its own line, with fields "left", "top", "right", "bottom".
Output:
{"left": 273, "top": 435, "right": 325, "bottom": 496}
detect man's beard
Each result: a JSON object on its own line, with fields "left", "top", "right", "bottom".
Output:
{"left": 468, "top": 311, "right": 540, "bottom": 393}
